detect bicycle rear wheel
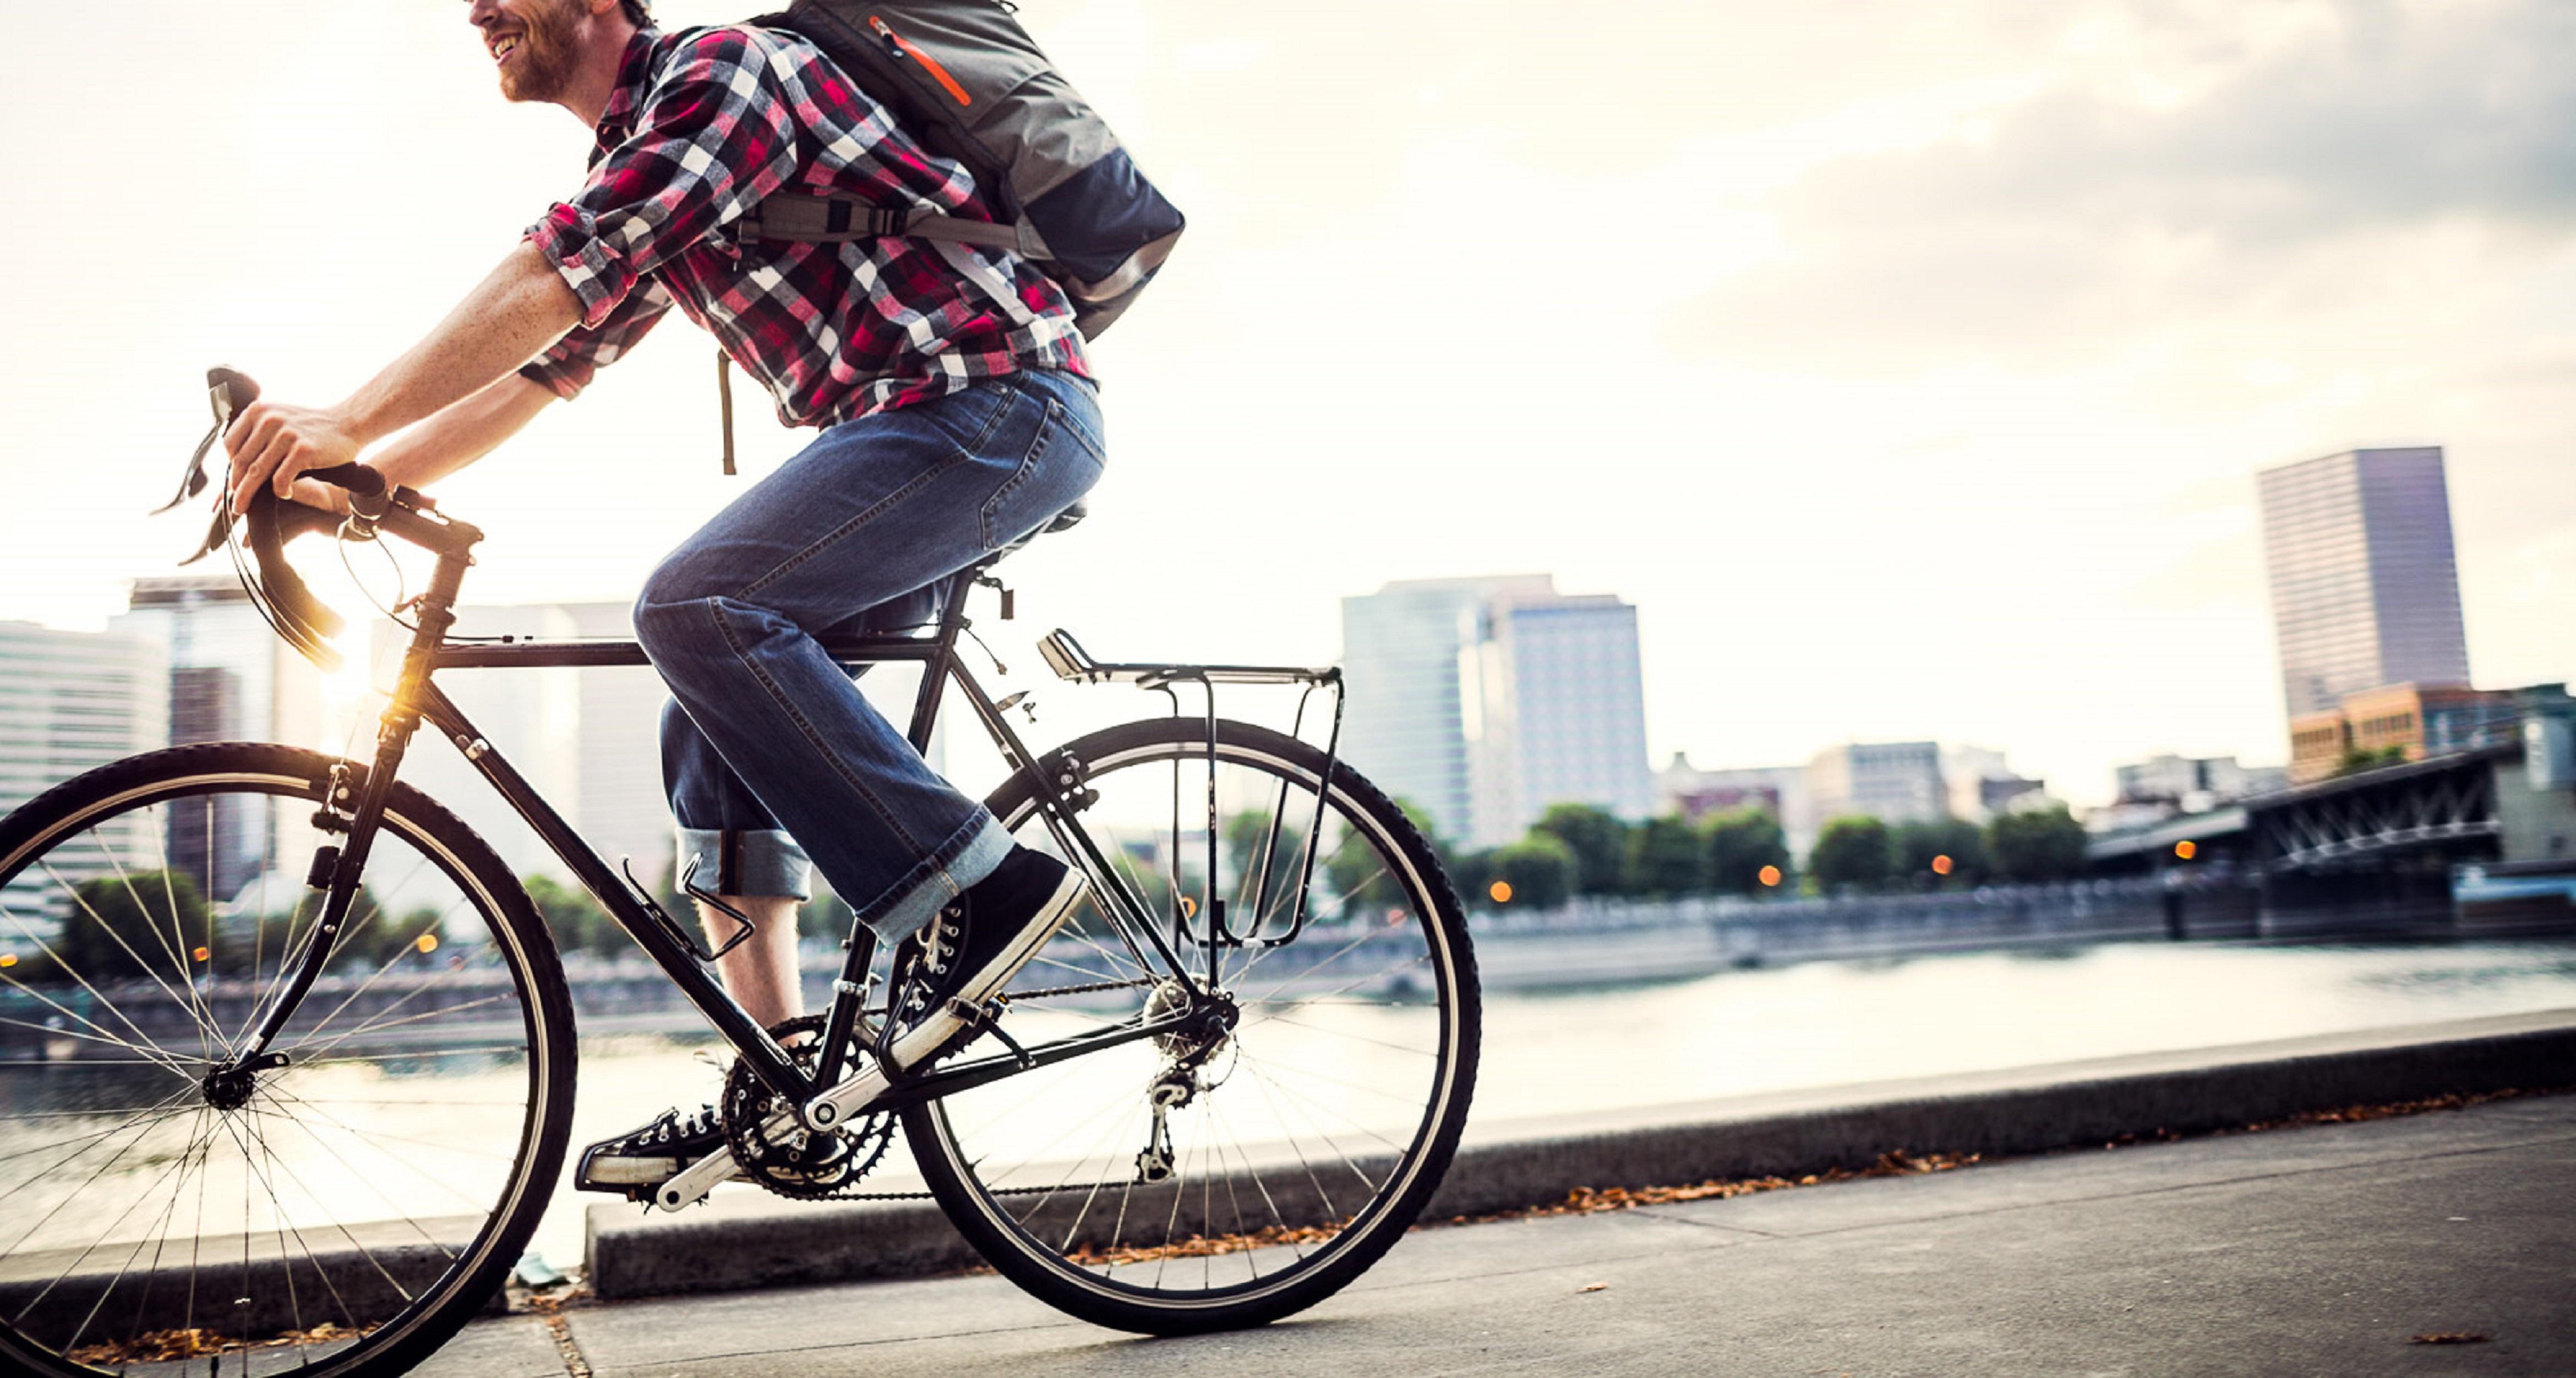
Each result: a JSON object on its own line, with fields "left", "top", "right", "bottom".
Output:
{"left": 0, "top": 743, "right": 575, "bottom": 1377}
{"left": 903, "top": 718, "right": 1479, "bottom": 1334}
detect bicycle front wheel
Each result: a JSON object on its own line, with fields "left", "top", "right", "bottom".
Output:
{"left": 0, "top": 743, "right": 575, "bottom": 1377}
{"left": 904, "top": 718, "right": 1480, "bottom": 1334}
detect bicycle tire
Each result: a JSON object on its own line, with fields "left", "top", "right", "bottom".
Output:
{"left": 902, "top": 718, "right": 1480, "bottom": 1335}
{"left": 0, "top": 742, "right": 576, "bottom": 1377}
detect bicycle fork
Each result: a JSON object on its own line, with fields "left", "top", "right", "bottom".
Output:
{"left": 216, "top": 556, "right": 465, "bottom": 1083}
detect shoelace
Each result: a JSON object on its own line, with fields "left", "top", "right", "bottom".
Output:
{"left": 646, "top": 1105, "right": 722, "bottom": 1146}
{"left": 897, "top": 906, "right": 968, "bottom": 1016}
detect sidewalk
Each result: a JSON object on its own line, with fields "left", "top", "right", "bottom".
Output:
{"left": 440, "top": 1090, "right": 2576, "bottom": 1376}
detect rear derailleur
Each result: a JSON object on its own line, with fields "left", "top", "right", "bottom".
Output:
{"left": 1133, "top": 983, "right": 1239, "bottom": 1185}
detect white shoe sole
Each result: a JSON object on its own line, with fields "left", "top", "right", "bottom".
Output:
{"left": 887, "top": 870, "right": 1087, "bottom": 1071}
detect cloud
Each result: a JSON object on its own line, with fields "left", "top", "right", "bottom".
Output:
{"left": 1664, "top": 0, "right": 2576, "bottom": 368}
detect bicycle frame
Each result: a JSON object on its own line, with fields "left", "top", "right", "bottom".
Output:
{"left": 222, "top": 516, "right": 1336, "bottom": 1134}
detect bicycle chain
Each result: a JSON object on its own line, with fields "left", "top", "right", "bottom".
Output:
{"left": 758, "top": 977, "right": 1164, "bottom": 1201}
{"left": 1005, "top": 977, "right": 1157, "bottom": 1000}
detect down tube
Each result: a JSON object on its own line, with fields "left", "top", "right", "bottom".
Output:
{"left": 413, "top": 683, "right": 814, "bottom": 1103}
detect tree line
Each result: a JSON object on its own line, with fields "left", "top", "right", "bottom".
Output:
{"left": 1418, "top": 800, "right": 2093, "bottom": 911}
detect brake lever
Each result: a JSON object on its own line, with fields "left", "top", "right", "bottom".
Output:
{"left": 167, "top": 366, "right": 266, "bottom": 556}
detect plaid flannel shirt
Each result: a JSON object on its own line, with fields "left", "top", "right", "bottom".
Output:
{"left": 519, "top": 26, "right": 1089, "bottom": 428}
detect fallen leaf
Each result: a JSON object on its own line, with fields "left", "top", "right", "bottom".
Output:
{"left": 2409, "top": 1333, "right": 2490, "bottom": 1346}
{"left": 1576, "top": 1282, "right": 1608, "bottom": 1294}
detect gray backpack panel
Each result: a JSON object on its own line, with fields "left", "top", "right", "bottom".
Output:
{"left": 739, "top": 0, "right": 1184, "bottom": 338}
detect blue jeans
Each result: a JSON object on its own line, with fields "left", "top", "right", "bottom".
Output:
{"left": 635, "top": 368, "right": 1104, "bottom": 943}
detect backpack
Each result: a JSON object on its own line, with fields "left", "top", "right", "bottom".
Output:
{"left": 740, "top": 0, "right": 1185, "bottom": 340}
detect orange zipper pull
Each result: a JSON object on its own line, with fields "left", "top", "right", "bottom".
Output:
{"left": 867, "top": 15, "right": 973, "bottom": 106}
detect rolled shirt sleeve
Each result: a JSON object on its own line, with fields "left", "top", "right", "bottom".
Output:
{"left": 524, "top": 28, "right": 803, "bottom": 329}
{"left": 519, "top": 279, "right": 674, "bottom": 400}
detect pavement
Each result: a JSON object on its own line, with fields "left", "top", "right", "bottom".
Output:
{"left": 432, "top": 1090, "right": 2576, "bottom": 1377}
{"left": 583, "top": 1009, "right": 2576, "bottom": 1300}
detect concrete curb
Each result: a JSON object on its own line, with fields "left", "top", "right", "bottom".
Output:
{"left": 585, "top": 1008, "right": 2576, "bottom": 1300}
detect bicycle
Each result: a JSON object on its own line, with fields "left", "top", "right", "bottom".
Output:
{"left": 0, "top": 370, "right": 1480, "bottom": 1375}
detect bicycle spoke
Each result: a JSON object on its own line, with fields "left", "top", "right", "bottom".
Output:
{"left": 290, "top": 991, "right": 514, "bottom": 1066}
{"left": 0, "top": 1008, "right": 203, "bottom": 1072}
{"left": 214, "top": 1112, "right": 314, "bottom": 1352}
{"left": 1246, "top": 1058, "right": 1342, "bottom": 1228}
{"left": 0, "top": 1093, "right": 203, "bottom": 1265}
{"left": 96, "top": 844, "right": 227, "bottom": 1059}
{"left": 235, "top": 1109, "right": 376, "bottom": 1329}
{"left": 1207, "top": 1097, "right": 1291, "bottom": 1271}
{"left": 0, "top": 893, "right": 195, "bottom": 1075}
{"left": 260, "top": 1084, "right": 521, "bottom": 1209}
{"left": 44, "top": 1109, "right": 216, "bottom": 1351}
{"left": 1045, "top": 1097, "right": 1148, "bottom": 1256}
{"left": 1239, "top": 1056, "right": 1408, "bottom": 1165}
{"left": 0, "top": 1086, "right": 201, "bottom": 1174}
{"left": 245, "top": 1100, "right": 471, "bottom": 1266}
{"left": 117, "top": 1106, "right": 222, "bottom": 1360}
{"left": 151, "top": 800, "right": 230, "bottom": 1062}
{"left": 1237, "top": 1010, "right": 1436, "bottom": 1059}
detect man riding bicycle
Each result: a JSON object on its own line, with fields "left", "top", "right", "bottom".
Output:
{"left": 222, "top": 0, "right": 1100, "bottom": 1197}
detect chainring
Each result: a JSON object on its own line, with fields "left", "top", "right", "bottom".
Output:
{"left": 723, "top": 1014, "right": 897, "bottom": 1200}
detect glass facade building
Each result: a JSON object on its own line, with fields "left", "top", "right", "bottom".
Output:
{"left": 1341, "top": 576, "right": 1653, "bottom": 849}
{"left": 0, "top": 622, "right": 167, "bottom": 942}
{"left": 2256, "top": 447, "right": 2471, "bottom": 719}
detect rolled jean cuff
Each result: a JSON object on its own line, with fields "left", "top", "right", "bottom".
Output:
{"left": 674, "top": 828, "right": 812, "bottom": 901}
{"left": 856, "top": 814, "right": 1016, "bottom": 943}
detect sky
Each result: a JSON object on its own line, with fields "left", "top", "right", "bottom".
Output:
{"left": 2, "top": 0, "right": 2570, "bottom": 808}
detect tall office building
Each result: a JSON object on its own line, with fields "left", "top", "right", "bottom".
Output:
{"left": 111, "top": 576, "right": 327, "bottom": 751}
{"left": 1341, "top": 576, "right": 1653, "bottom": 849}
{"left": 109, "top": 576, "right": 330, "bottom": 902}
{"left": 0, "top": 623, "right": 167, "bottom": 940}
{"left": 2256, "top": 447, "right": 2471, "bottom": 719}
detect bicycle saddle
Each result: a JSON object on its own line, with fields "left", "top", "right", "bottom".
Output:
{"left": 990, "top": 500, "right": 1087, "bottom": 562}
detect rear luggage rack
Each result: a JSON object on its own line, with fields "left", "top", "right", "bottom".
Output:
{"left": 1036, "top": 628, "right": 1339, "bottom": 689}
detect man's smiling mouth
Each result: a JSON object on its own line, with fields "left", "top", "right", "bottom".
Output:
{"left": 492, "top": 34, "right": 522, "bottom": 64}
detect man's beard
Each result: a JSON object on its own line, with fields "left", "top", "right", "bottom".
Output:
{"left": 499, "top": 0, "right": 582, "bottom": 104}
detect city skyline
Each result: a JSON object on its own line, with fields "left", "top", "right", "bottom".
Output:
{"left": 2, "top": 1, "right": 2570, "bottom": 814}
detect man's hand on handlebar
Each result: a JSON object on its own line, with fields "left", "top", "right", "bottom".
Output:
{"left": 225, "top": 400, "right": 365, "bottom": 517}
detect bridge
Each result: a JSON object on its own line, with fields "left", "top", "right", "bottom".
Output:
{"left": 2088, "top": 741, "right": 2575, "bottom": 937}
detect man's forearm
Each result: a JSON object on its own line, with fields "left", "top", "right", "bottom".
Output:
{"left": 340, "top": 242, "right": 583, "bottom": 449}
{"left": 371, "top": 374, "right": 561, "bottom": 491}
{"left": 225, "top": 242, "right": 585, "bottom": 515}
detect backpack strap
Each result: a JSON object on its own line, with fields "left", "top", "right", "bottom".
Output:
{"left": 738, "top": 192, "right": 1046, "bottom": 259}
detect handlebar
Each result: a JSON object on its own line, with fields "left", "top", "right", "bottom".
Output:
{"left": 185, "top": 366, "right": 485, "bottom": 672}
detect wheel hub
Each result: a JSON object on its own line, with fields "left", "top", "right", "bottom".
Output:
{"left": 200, "top": 1052, "right": 287, "bottom": 1111}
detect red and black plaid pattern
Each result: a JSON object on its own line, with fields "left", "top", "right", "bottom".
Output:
{"left": 520, "top": 26, "right": 1088, "bottom": 426}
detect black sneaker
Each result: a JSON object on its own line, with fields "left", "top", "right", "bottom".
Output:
{"left": 886, "top": 847, "right": 1085, "bottom": 1071}
{"left": 575, "top": 1103, "right": 729, "bottom": 1199}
